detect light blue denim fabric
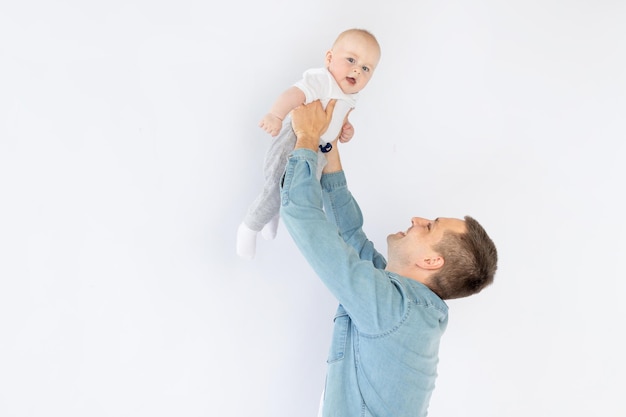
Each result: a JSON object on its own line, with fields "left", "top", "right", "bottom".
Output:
{"left": 280, "top": 149, "right": 449, "bottom": 417}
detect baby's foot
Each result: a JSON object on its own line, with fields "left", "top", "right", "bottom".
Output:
{"left": 236, "top": 223, "right": 258, "bottom": 260}
{"left": 261, "top": 215, "right": 279, "bottom": 240}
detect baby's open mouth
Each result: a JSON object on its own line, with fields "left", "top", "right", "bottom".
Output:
{"left": 346, "top": 77, "right": 356, "bottom": 85}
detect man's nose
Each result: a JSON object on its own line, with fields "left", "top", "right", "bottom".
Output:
{"left": 411, "top": 217, "right": 430, "bottom": 227}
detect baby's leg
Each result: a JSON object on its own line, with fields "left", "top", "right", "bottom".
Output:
{"left": 237, "top": 124, "right": 296, "bottom": 259}
{"left": 261, "top": 214, "right": 279, "bottom": 240}
{"left": 237, "top": 183, "right": 279, "bottom": 259}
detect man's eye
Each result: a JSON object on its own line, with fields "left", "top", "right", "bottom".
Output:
{"left": 427, "top": 223, "right": 431, "bottom": 231}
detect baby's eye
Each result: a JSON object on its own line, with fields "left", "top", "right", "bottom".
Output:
{"left": 362, "top": 66, "right": 370, "bottom": 73}
{"left": 347, "top": 57, "right": 356, "bottom": 63}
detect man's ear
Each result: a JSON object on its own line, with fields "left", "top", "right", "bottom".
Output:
{"left": 417, "top": 256, "right": 444, "bottom": 270}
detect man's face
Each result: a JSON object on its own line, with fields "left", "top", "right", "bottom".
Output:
{"left": 387, "top": 217, "right": 467, "bottom": 262}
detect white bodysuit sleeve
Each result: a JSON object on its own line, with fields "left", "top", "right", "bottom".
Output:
{"left": 294, "top": 68, "right": 332, "bottom": 104}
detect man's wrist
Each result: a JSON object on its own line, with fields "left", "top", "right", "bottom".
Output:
{"left": 322, "top": 144, "right": 342, "bottom": 173}
{"left": 293, "top": 133, "right": 319, "bottom": 151}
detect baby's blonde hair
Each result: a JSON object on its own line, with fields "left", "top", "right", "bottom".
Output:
{"left": 333, "top": 28, "right": 381, "bottom": 56}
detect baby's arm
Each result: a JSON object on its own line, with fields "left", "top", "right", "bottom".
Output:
{"left": 259, "top": 86, "right": 306, "bottom": 137}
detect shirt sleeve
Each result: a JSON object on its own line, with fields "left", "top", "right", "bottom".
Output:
{"left": 320, "top": 171, "right": 387, "bottom": 269}
{"left": 280, "top": 149, "right": 404, "bottom": 333}
{"left": 293, "top": 69, "right": 331, "bottom": 104}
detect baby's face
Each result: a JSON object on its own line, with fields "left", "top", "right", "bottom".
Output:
{"left": 326, "top": 34, "right": 380, "bottom": 95}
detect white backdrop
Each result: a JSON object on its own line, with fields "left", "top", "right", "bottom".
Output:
{"left": 1, "top": 1, "right": 625, "bottom": 416}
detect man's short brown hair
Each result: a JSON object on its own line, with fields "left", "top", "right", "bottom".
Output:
{"left": 429, "top": 216, "right": 498, "bottom": 300}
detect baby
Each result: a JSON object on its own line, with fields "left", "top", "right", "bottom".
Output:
{"left": 237, "top": 28, "right": 381, "bottom": 260}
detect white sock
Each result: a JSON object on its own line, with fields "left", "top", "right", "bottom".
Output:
{"left": 261, "top": 215, "right": 279, "bottom": 240}
{"left": 236, "top": 223, "right": 258, "bottom": 260}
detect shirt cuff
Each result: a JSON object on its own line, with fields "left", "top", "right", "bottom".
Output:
{"left": 321, "top": 171, "right": 347, "bottom": 192}
{"left": 290, "top": 148, "right": 318, "bottom": 161}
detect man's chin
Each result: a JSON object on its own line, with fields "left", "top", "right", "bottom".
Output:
{"left": 387, "top": 233, "right": 401, "bottom": 243}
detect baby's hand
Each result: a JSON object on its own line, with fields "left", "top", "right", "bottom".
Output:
{"left": 259, "top": 113, "right": 283, "bottom": 137}
{"left": 339, "top": 120, "right": 354, "bottom": 143}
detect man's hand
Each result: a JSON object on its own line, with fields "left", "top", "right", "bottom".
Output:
{"left": 290, "top": 100, "right": 337, "bottom": 151}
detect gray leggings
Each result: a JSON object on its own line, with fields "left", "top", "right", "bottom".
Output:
{"left": 244, "top": 120, "right": 326, "bottom": 231}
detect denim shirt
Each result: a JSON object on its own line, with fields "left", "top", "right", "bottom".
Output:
{"left": 280, "top": 149, "right": 448, "bottom": 417}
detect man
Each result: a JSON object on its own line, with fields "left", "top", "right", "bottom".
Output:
{"left": 280, "top": 100, "right": 498, "bottom": 417}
